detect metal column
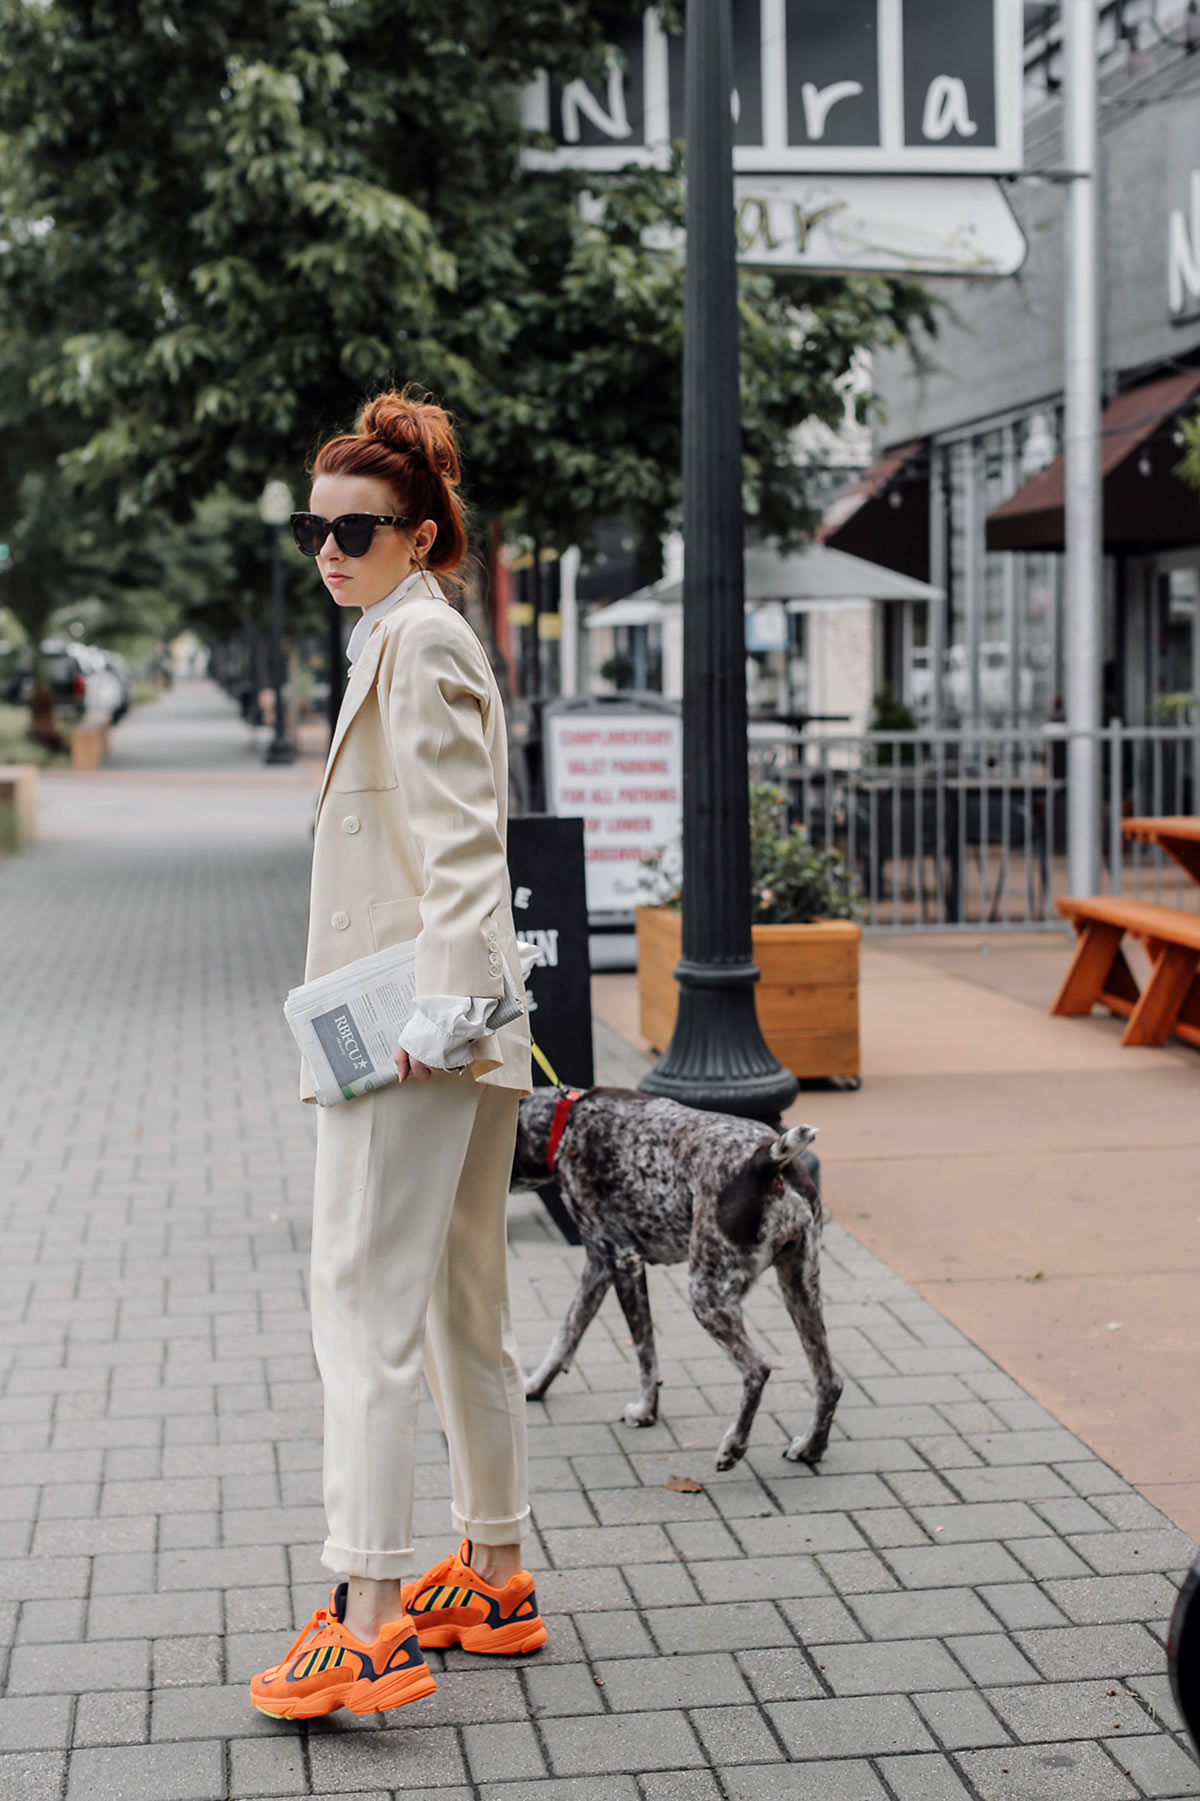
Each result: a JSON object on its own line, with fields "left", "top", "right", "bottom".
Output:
{"left": 1064, "top": 0, "right": 1103, "bottom": 894}
{"left": 639, "top": 0, "right": 796, "bottom": 1122}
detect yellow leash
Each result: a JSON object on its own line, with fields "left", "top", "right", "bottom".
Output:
{"left": 529, "top": 1036, "right": 563, "bottom": 1088}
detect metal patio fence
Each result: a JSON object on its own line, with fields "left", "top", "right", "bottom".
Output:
{"left": 749, "top": 723, "right": 1200, "bottom": 933}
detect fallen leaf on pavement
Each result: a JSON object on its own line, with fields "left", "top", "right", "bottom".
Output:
{"left": 664, "top": 1474, "right": 703, "bottom": 1493}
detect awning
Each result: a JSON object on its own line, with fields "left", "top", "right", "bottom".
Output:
{"left": 583, "top": 594, "right": 669, "bottom": 630}
{"left": 818, "top": 440, "right": 931, "bottom": 581}
{"left": 600, "top": 540, "right": 943, "bottom": 616}
{"left": 987, "top": 368, "right": 1200, "bottom": 553}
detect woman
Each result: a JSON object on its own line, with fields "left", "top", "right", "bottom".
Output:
{"left": 251, "top": 390, "right": 543, "bottom": 1721}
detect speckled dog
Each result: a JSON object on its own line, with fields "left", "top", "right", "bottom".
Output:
{"left": 512, "top": 1088, "right": 843, "bottom": 1471}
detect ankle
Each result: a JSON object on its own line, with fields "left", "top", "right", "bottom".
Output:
{"left": 465, "top": 1541, "right": 522, "bottom": 1589}
{"left": 343, "top": 1575, "right": 407, "bottom": 1643}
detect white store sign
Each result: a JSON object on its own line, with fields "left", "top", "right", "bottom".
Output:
{"left": 641, "top": 171, "right": 1028, "bottom": 276}
{"left": 732, "top": 173, "right": 1026, "bottom": 276}
{"left": 545, "top": 711, "right": 683, "bottom": 915}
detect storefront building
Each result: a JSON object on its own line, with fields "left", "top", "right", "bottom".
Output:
{"left": 840, "top": 5, "right": 1200, "bottom": 728}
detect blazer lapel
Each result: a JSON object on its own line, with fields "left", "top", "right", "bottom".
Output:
{"left": 315, "top": 627, "right": 387, "bottom": 818}
{"left": 314, "top": 574, "right": 446, "bottom": 817}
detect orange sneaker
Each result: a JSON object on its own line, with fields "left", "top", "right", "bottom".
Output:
{"left": 250, "top": 1583, "right": 436, "bottom": 1719}
{"left": 402, "top": 1540, "right": 548, "bottom": 1656}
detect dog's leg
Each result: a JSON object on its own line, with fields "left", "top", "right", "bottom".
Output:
{"left": 689, "top": 1282, "right": 772, "bottom": 1471}
{"left": 524, "top": 1250, "right": 612, "bottom": 1402}
{"left": 774, "top": 1242, "right": 844, "bottom": 1464}
{"left": 610, "top": 1257, "right": 661, "bottom": 1427}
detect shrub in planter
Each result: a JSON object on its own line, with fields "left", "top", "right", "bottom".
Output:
{"left": 637, "top": 785, "right": 862, "bottom": 1079}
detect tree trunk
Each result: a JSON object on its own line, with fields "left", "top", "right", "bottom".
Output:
{"left": 28, "top": 682, "right": 64, "bottom": 750}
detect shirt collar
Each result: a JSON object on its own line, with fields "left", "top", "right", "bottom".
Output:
{"left": 345, "top": 569, "right": 440, "bottom": 666}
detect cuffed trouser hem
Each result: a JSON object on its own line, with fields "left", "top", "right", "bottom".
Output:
{"left": 452, "top": 1504, "right": 531, "bottom": 1546}
{"left": 321, "top": 1539, "right": 415, "bottom": 1580}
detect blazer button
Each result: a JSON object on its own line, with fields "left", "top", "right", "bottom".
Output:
{"left": 331, "top": 911, "right": 350, "bottom": 930}
{"left": 341, "top": 816, "right": 361, "bottom": 835}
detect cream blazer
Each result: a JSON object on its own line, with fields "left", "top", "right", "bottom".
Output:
{"left": 301, "top": 574, "right": 532, "bottom": 1099}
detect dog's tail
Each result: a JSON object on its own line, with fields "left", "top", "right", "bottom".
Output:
{"left": 771, "top": 1124, "right": 817, "bottom": 1167}
{"left": 717, "top": 1124, "right": 820, "bottom": 1247}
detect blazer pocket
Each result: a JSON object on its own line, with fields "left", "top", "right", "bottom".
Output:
{"left": 369, "top": 895, "right": 424, "bottom": 952}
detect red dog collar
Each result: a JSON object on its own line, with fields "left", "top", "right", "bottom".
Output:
{"left": 546, "top": 1089, "right": 584, "bottom": 1174}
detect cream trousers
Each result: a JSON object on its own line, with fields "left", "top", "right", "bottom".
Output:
{"left": 310, "top": 1072, "right": 529, "bottom": 1578}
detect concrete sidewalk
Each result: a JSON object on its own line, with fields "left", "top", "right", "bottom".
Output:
{"left": 0, "top": 680, "right": 1196, "bottom": 1801}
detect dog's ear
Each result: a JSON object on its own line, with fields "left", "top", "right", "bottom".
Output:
{"left": 511, "top": 1098, "right": 552, "bottom": 1186}
{"left": 716, "top": 1145, "right": 779, "bottom": 1247}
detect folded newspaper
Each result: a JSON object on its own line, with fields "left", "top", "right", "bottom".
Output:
{"left": 284, "top": 939, "right": 526, "bottom": 1106}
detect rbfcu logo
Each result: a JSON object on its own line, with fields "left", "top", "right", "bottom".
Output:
{"left": 312, "top": 1005, "right": 374, "bottom": 1099}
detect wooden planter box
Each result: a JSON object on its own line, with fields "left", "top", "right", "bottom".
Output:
{"left": 70, "top": 720, "right": 109, "bottom": 771}
{"left": 636, "top": 905, "right": 860, "bottom": 1080}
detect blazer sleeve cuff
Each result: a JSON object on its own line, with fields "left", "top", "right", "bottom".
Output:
{"left": 414, "top": 908, "right": 507, "bottom": 998}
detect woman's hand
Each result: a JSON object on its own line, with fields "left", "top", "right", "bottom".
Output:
{"left": 394, "top": 1048, "right": 434, "bottom": 1083}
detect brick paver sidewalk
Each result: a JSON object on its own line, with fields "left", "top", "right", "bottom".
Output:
{"left": 0, "top": 681, "right": 1196, "bottom": 1801}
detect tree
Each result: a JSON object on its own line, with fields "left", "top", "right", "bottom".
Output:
{"left": 1177, "top": 408, "right": 1200, "bottom": 495}
{"left": 0, "top": 1, "right": 934, "bottom": 618}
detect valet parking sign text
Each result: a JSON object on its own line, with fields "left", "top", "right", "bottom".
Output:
{"left": 545, "top": 715, "right": 683, "bottom": 916}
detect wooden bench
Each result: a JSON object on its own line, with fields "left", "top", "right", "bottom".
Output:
{"left": 0, "top": 764, "right": 37, "bottom": 855}
{"left": 1123, "top": 815, "right": 1200, "bottom": 884}
{"left": 1053, "top": 895, "right": 1200, "bottom": 1050}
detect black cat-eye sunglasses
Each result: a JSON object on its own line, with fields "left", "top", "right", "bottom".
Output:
{"left": 290, "top": 512, "right": 413, "bottom": 558}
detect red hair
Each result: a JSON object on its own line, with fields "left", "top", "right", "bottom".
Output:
{"left": 311, "top": 387, "right": 469, "bottom": 583}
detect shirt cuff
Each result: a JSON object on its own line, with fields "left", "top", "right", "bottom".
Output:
{"left": 397, "top": 995, "right": 494, "bottom": 1071}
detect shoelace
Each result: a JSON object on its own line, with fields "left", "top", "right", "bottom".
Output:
{"left": 267, "top": 1606, "right": 331, "bottom": 1676}
{"left": 416, "top": 1552, "right": 460, "bottom": 1592}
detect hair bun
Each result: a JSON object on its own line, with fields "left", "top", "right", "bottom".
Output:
{"left": 359, "top": 389, "right": 460, "bottom": 484}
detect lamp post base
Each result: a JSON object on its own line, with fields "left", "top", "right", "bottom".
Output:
{"left": 639, "top": 961, "right": 799, "bottom": 1125}
{"left": 264, "top": 735, "right": 296, "bottom": 765}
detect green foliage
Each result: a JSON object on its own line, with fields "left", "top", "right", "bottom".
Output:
{"left": 0, "top": 702, "right": 71, "bottom": 768}
{"left": 1176, "top": 408, "right": 1200, "bottom": 494}
{"left": 640, "top": 783, "right": 860, "bottom": 924}
{"left": 0, "top": 0, "right": 935, "bottom": 650}
{"left": 1151, "top": 691, "right": 1197, "bottom": 723}
{"left": 599, "top": 652, "right": 635, "bottom": 689}
{"left": 747, "top": 783, "right": 860, "bottom": 924}
{"left": 868, "top": 681, "right": 918, "bottom": 765}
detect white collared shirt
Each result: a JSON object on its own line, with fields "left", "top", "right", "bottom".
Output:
{"left": 344, "top": 568, "right": 495, "bottom": 1071}
{"left": 345, "top": 568, "right": 440, "bottom": 666}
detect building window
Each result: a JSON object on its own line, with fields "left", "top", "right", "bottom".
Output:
{"left": 934, "top": 411, "right": 1065, "bottom": 726}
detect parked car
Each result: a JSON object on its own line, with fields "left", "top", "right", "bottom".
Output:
{"left": 0, "top": 641, "right": 27, "bottom": 705}
{"left": 95, "top": 649, "right": 132, "bottom": 721}
{"left": 2, "top": 639, "right": 132, "bottom": 724}
{"left": 24, "top": 641, "right": 128, "bottom": 722}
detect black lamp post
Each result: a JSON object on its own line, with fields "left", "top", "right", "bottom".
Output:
{"left": 259, "top": 480, "right": 296, "bottom": 766}
{"left": 639, "top": 0, "right": 797, "bottom": 1125}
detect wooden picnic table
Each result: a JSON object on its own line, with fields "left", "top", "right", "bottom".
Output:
{"left": 1123, "top": 815, "right": 1200, "bottom": 884}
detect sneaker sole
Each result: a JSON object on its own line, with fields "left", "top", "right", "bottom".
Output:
{"left": 415, "top": 1617, "right": 548, "bottom": 1656}
{"left": 252, "top": 1663, "right": 437, "bottom": 1719}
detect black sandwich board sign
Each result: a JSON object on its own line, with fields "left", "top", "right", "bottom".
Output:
{"left": 507, "top": 814, "right": 593, "bottom": 1245}
{"left": 520, "top": 0, "right": 1023, "bottom": 178}
{"left": 508, "top": 814, "right": 595, "bottom": 1093}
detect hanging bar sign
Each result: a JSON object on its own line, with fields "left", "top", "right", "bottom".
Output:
{"left": 521, "top": 0, "right": 1023, "bottom": 176}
